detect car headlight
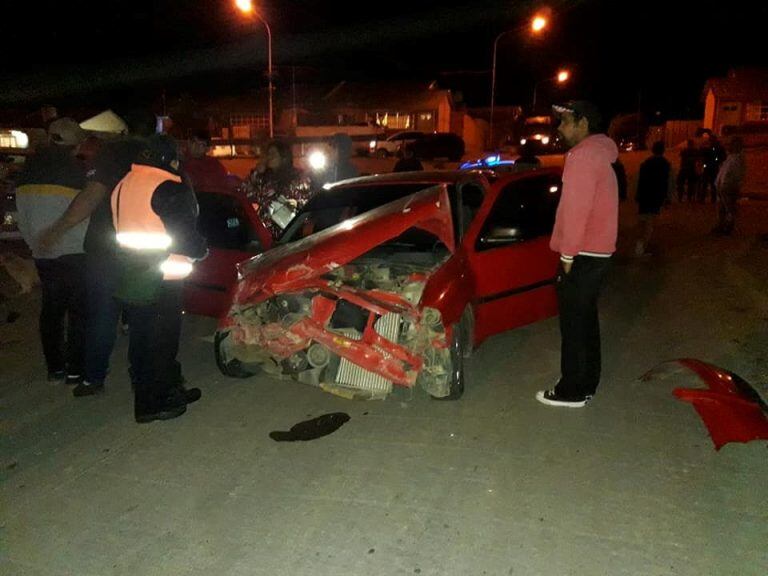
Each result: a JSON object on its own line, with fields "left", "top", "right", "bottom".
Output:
{"left": 308, "top": 150, "right": 327, "bottom": 171}
{"left": 369, "top": 140, "right": 376, "bottom": 149}
{"left": 541, "top": 136, "right": 550, "bottom": 145}
{"left": 520, "top": 138, "right": 527, "bottom": 145}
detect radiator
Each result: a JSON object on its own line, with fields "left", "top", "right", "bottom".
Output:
{"left": 334, "top": 313, "right": 401, "bottom": 395}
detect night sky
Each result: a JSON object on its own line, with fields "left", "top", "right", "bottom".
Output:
{"left": 3, "top": 0, "right": 767, "bottom": 118}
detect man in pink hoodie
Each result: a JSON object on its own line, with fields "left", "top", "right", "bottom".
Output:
{"left": 536, "top": 101, "right": 618, "bottom": 408}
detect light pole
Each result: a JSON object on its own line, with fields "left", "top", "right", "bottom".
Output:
{"left": 235, "top": 0, "right": 274, "bottom": 139}
{"left": 532, "top": 69, "right": 570, "bottom": 113}
{"left": 489, "top": 14, "right": 548, "bottom": 149}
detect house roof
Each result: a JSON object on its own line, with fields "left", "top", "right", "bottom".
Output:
{"left": 704, "top": 68, "right": 768, "bottom": 101}
{"left": 322, "top": 81, "right": 453, "bottom": 111}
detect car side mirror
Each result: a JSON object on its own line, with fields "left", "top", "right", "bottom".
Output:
{"left": 479, "top": 226, "right": 525, "bottom": 246}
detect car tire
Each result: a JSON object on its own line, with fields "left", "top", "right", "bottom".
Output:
{"left": 214, "top": 331, "right": 258, "bottom": 379}
{"left": 431, "top": 321, "right": 465, "bottom": 400}
{"left": 376, "top": 149, "right": 389, "bottom": 159}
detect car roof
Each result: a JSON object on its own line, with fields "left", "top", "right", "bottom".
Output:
{"left": 327, "top": 167, "right": 561, "bottom": 190}
{"left": 388, "top": 131, "right": 423, "bottom": 139}
{"left": 327, "top": 170, "right": 480, "bottom": 189}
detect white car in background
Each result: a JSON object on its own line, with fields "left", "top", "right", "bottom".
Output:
{"left": 368, "top": 131, "right": 424, "bottom": 158}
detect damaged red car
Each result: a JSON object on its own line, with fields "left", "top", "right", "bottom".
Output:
{"left": 215, "top": 169, "right": 563, "bottom": 399}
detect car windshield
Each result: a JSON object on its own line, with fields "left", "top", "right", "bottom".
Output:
{"left": 278, "top": 182, "right": 452, "bottom": 248}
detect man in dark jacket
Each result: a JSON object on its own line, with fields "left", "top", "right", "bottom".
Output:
{"left": 112, "top": 135, "right": 207, "bottom": 423}
{"left": 325, "top": 133, "right": 360, "bottom": 184}
{"left": 39, "top": 109, "right": 158, "bottom": 397}
{"left": 676, "top": 139, "right": 699, "bottom": 202}
{"left": 700, "top": 131, "right": 725, "bottom": 203}
{"left": 393, "top": 144, "right": 424, "bottom": 173}
{"left": 15, "top": 118, "right": 88, "bottom": 384}
{"left": 635, "top": 141, "right": 673, "bottom": 256}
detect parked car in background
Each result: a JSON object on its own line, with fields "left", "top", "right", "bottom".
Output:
{"left": 409, "top": 132, "right": 465, "bottom": 162}
{"left": 460, "top": 154, "right": 540, "bottom": 174}
{"left": 0, "top": 151, "right": 29, "bottom": 241}
{"left": 516, "top": 116, "right": 565, "bottom": 155}
{"left": 215, "top": 168, "right": 563, "bottom": 401}
{"left": 368, "top": 131, "right": 424, "bottom": 158}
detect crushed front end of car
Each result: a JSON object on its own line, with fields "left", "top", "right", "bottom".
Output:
{"left": 216, "top": 186, "right": 459, "bottom": 399}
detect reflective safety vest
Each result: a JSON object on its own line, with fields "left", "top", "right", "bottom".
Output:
{"left": 111, "top": 164, "right": 194, "bottom": 281}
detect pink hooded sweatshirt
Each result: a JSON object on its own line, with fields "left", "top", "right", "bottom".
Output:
{"left": 550, "top": 134, "right": 619, "bottom": 260}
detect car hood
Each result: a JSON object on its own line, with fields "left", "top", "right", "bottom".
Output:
{"left": 232, "top": 184, "right": 455, "bottom": 302}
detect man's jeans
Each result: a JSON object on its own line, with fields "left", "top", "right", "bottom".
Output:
{"left": 555, "top": 256, "right": 611, "bottom": 400}
{"left": 84, "top": 253, "right": 121, "bottom": 385}
{"left": 34, "top": 254, "right": 87, "bottom": 375}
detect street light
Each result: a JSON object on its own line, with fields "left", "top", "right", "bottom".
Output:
{"left": 235, "top": 0, "right": 274, "bottom": 139}
{"left": 489, "top": 14, "right": 548, "bottom": 149}
{"left": 532, "top": 69, "right": 570, "bottom": 113}
{"left": 531, "top": 16, "right": 548, "bottom": 33}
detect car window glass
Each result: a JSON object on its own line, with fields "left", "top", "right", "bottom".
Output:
{"left": 477, "top": 175, "right": 560, "bottom": 250}
{"left": 457, "top": 183, "right": 485, "bottom": 236}
{"left": 195, "top": 192, "right": 256, "bottom": 251}
{"left": 279, "top": 183, "right": 442, "bottom": 243}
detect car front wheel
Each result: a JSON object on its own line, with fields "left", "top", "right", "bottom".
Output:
{"left": 431, "top": 322, "right": 465, "bottom": 400}
{"left": 376, "top": 149, "right": 389, "bottom": 159}
{"left": 214, "top": 331, "right": 258, "bottom": 379}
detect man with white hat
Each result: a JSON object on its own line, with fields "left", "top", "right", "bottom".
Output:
{"left": 15, "top": 118, "right": 89, "bottom": 385}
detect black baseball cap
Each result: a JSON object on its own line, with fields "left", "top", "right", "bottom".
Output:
{"left": 552, "top": 100, "right": 603, "bottom": 132}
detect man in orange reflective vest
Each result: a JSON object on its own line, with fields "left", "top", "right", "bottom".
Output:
{"left": 112, "top": 135, "right": 208, "bottom": 423}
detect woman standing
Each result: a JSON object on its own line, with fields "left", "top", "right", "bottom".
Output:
{"left": 241, "top": 140, "right": 314, "bottom": 239}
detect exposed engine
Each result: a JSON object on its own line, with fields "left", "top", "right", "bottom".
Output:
{"left": 226, "top": 254, "right": 453, "bottom": 399}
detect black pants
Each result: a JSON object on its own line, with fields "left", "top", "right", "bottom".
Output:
{"left": 716, "top": 189, "right": 739, "bottom": 234}
{"left": 84, "top": 253, "right": 121, "bottom": 385}
{"left": 555, "top": 256, "right": 611, "bottom": 400}
{"left": 34, "top": 254, "right": 87, "bottom": 375}
{"left": 702, "top": 170, "right": 718, "bottom": 203}
{"left": 676, "top": 171, "right": 699, "bottom": 202}
{"left": 123, "top": 281, "right": 184, "bottom": 410}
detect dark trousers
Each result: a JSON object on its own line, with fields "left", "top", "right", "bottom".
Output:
{"left": 84, "top": 253, "right": 122, "bottom": 385}
{"left": 123, "top": 281, "right": 184, "bottom": 409}
{"left": 716, "top": 188, "right": 739, "bottom": 234}
{"left": 34, "top": 254, "right": 87, "bottom": 375}
{"left": 702, "top": 170, "right": 718, "bottom": 203}
{"left": 676, "top": 171, "right": 699, "bottom": 202}
{"left": 555, "top": 256, "right": 611, "bottom": 400}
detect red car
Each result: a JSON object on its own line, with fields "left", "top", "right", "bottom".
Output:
{"left": 215, "top": 169, "right": 563, "bottom": 399}
{"left": 183, "top": 186, "right": 272, "bottom": 318}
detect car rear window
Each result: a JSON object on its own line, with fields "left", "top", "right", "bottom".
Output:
{"left": 195, "top": 192, "right": 255, "bottom": 251}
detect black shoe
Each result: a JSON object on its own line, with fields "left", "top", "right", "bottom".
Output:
{"left": 47, "top": 370, "right": 66, "bottom": 382}
{"left": 135, "top": 397, "right": 188, "bottom": 423}
{"left": 65, "top": 374, "right": 84, "bottom": 386}
{"left": 73, "top": 381, "right": 104, "bottom": 397}
{"left": 535, "top": 389, "right": 591, "bottom": 408}
{"left": 181, "top": 387, "right": 202, "bottom": 404}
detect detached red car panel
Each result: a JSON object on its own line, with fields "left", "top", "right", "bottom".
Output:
{"left": 215, "top": 169, "right": 563, "bottom": 399}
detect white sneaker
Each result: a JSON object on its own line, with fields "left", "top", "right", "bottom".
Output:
{"left": 535, "top": 389, "right": 591, "bottom": 408}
